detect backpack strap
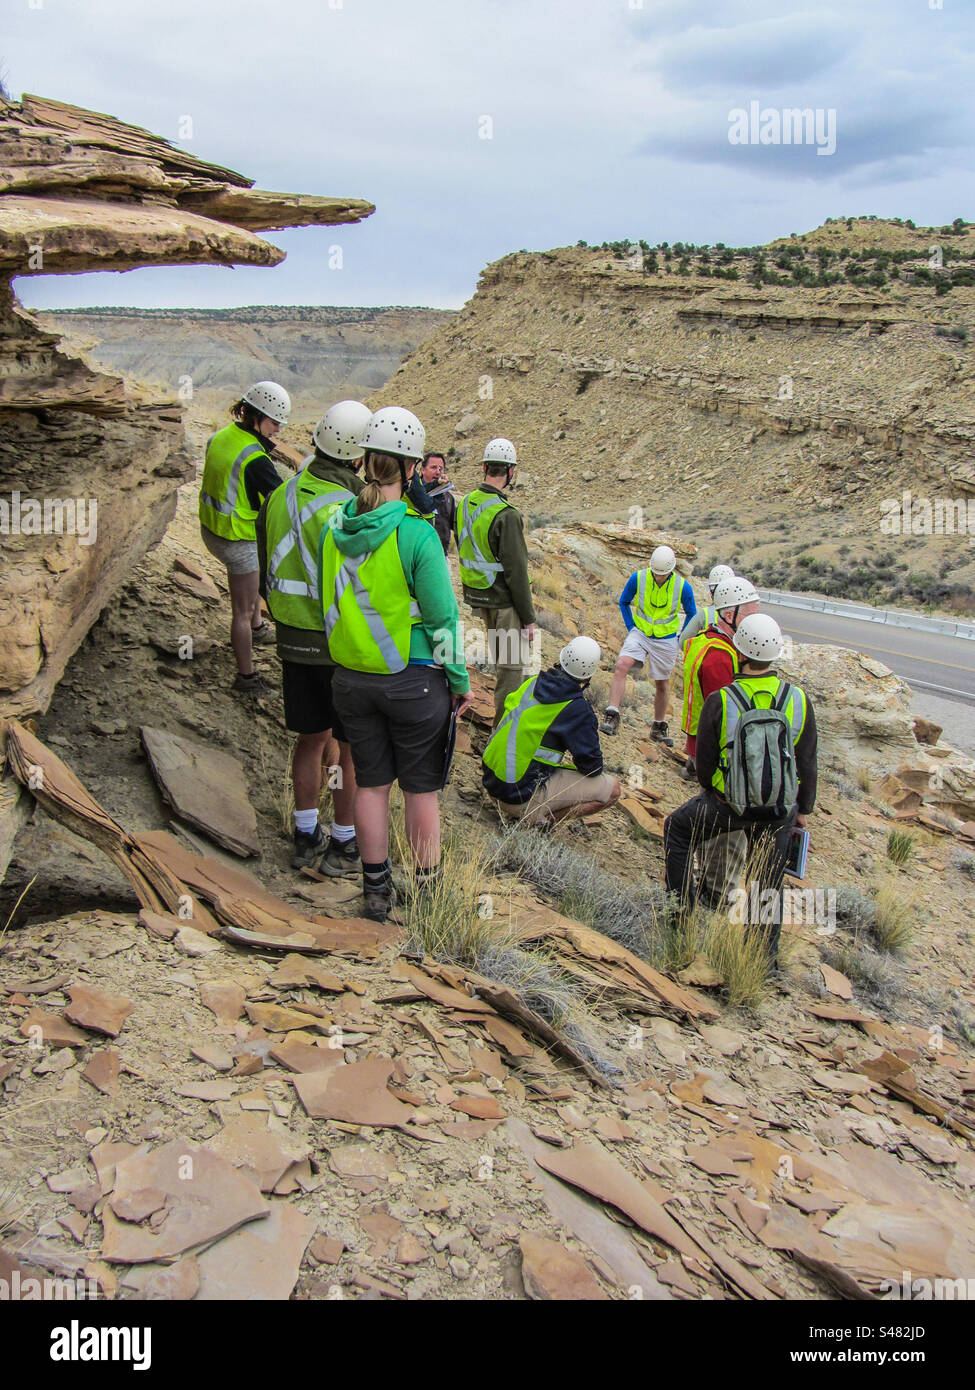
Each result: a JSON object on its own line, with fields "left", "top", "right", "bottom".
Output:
{"left": 773, "top": 682, "right": 792, "bottom": 713}
{"left": 725, "top": 683, "right": 753, "bottom": 715}
{"left": 722, "top": 682, "right": 753, "bottom": 751}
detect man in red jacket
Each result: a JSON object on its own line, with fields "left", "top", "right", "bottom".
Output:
{"left": 681, "top": 577, "right": 760, "bottom": 907}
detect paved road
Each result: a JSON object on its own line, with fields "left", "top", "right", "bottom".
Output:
{"left": 763, "top": 600, "right": 975, "bottom": 759}
{"left": 764, "top": 602, "right": 975, "bottom": 705}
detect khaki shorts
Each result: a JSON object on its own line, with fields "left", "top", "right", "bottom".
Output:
{"left": 499, "top": 769, "right": 617, "bottom": 826}
{"left": 619, "top": 628, "right": 678, "bottom": 681}
{"left": 200, "top": 525, "right": 258, "bottom": 576}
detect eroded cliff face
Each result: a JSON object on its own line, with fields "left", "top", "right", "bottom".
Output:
{"left": 383, "top": 231, "right": 975, "bottom": 529}
{"left": 0, "top": 92, "right": 373, "bottom": 720}
{"left": 37, "top": 305, "right": 453, "bottom": 435}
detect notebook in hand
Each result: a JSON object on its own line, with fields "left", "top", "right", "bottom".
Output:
{"left": 441, "top": 707, "right": 460, "bottom": 790}
{"left": 784, "top": 828, "right": 810, "bottom": 880}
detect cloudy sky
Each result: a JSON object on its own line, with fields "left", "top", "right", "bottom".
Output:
{"left": 6, "top": 0, "right": 974, "bottom": 311}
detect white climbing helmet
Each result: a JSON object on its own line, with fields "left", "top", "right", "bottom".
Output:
{"left": 733, "top": 613, "right": 783, "bottom": 662}
{"left": 649, "top": 545, "right": 676, "bottom": 576}
{"left": 559, "top": 636, "right": 601, "bottom": 682}
{"left": 708, "top": 564, "right": 735, "bottom": 592}
{"left": 360, "top": 406, "right": 426, "bottom": 460}
{"left": 242, "top": 380, "right": 291, "bottom": 425}
{"left": 713, "top": 576, "right": 760, "bottom": 613}
{"left": 483, "top": 437, "right": 517, "bottom": 467}
{"left": 313, "top": 400, "right": 373, "bottom": 460}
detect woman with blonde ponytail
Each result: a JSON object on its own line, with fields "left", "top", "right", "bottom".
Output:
{"left": 317, "top": 407, "right": 472, "bottom": 923}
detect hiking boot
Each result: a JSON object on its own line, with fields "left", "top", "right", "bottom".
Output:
{"left": 678, "top": 756, "right": 696, "bottom": 781}
{"left": 233, "top": 672, "right": 273, "bottom": 697}
{"left": 320, "top": 836, "right": 360, "bottom": 877}
{"left": 250, "top": 619, "right": 274, "bottom": 645}
{"left": 600, "top": 707, "right": 621, "bottom": 736}
{"left": 362, "top": 884, "right": 395, "bottom": 923}
{"left": 650, "top": 720, "right": 674, "bottom": 747}
{"left": 292, "top": 822, "right": 326, "bottom": 869}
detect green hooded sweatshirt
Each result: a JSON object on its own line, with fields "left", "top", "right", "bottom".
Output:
{"left": 317, "top": 497, "right": 470, "bottom": 695}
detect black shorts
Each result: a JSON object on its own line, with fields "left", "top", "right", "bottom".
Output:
{"left": 332, "top": 665, "right": 451, "bottom": 793}
{"left": 280, "top": 660, "right": 346, "bottom": 739}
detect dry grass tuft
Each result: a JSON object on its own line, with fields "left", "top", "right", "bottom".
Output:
{"left": 886, "top": 828, "right": 914, "bottom": 865}
{"left": 870, "top": 878, "right": 916, "bottom": 955}
{"left": 696, "top": 907, "right": 774, "bottom": 1010}
{"left": 394, "top": 825, "right": 619, "bottom": 1075}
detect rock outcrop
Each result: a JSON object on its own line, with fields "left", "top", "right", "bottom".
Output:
{"left": 0, "top": 92, "right": 373, "bottom": 721}
{"left": 0, "top": 92, "right": 372, "bottom": 877}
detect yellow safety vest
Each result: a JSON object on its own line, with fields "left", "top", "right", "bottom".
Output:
{"left": 712, "top": 675, "right": 807, "bottom": 797}
{"left": 199, "top": 423, "right": 269, "bottom": 541}
{"left": 632, "top": 570, "right": 685, "bottom": 638}
{"left": 681, "top": 629, "right": 738, "bottom": 736}
{"left": 319, "top": 508, "right": 422, "bottom": 674}
{"left": 457, "top": 489, "right": 508, "bottom": 589}
{"left": 264, "top": 465, "right": 354, "bottom": 629}
{"left": 482, "top": 677, "right": 570, "bottom": 785}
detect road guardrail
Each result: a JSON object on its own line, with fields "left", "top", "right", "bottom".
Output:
{"left": 757, "top": 588, "right": 975, "bottom": 643}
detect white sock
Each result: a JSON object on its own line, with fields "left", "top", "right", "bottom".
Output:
{"left": 294, "top": 808, "right": 319, "bottom": 835}
{"left": 606, "top": 705, "right": 620, "bottom": 713}
{"left": 330, "top": 823, "right": 356, "bottom": 843}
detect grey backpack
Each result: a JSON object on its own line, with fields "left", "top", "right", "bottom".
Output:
{"left": 723, "top": 682, "right": 802, "bottom": 821}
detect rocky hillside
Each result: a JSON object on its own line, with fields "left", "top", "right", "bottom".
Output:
{"left": 39, "top": 305, "right": 452, "bottom": 436}
{"left": 1, "top": 495, "right": 974, "bottom": 1303}
{"left": 380, "top": 220, "right": 975, "bottom": 614}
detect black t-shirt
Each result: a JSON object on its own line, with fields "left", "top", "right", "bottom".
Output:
{"left": 240, "top": 428, "right": 285, "bottom": 512}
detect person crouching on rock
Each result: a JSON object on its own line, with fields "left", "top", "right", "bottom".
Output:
{"left": 482, "top": 637, "right": 620, "bottom": 827}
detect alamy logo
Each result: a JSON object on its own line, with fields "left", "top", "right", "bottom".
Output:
{"left": 880, "top": 490, "right": 975, "bottom": 538}
{"left": 0, "top": 491, "right": 98, "bottom": 546}
{"left": 728, "top": 101, "right": 837, "bottom": 157}
{"left": 881, "top": 1272, "right": 973, "bottom": 1300}
{"left": 729, "top": 885, "right": 836, "bottom": 934}
{"left": 49, "top": 1320, "right": 151, "bottom": 1370}
{"left": 1, "top": 1272, "right": 99, "bottom": 1301}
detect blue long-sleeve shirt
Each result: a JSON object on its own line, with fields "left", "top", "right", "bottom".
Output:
{"left": 619, "top": 570, "right": 696, "bottom": 635}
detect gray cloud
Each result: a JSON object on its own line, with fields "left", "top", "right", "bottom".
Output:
{"left": 649, "top": 13, "right": 859, "bottom": 91}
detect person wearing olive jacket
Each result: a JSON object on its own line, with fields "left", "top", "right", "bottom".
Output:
{"left": 456, "top": 437, "right": 536, "bottom": 728}
{"left": 664, "top": 613, "right": 818, "bottom": 965}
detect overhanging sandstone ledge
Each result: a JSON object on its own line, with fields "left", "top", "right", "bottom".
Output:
{"left": 0, "top": 196, "right": 289, "bottom": 275}
{"left": 178, "top": 188, "right": 375, "bottom": 233}
{"left": 0, "top": 89, "right": 374, "bottom": 877}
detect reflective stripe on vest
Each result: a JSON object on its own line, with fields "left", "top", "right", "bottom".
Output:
{"left": 458, "top": 492, "right": 506, "bottom": 587}
{"left": 712, "top": 676, "right": 806, "bottom": 795}
{"left": 199, "top": 424, "right": 266, "bottom": 540}
{"left": 320, "top": 530, "right": 422, "bottom": 674}
{"left": 681, "top": 629, "right": 738, "bottom": 736}
{"left": 633, "top": 570, "right": 683, "bottom": 638}
{"left": 483, "top": 677, "right": 570, "bottom": 785}
{"left": 266, "top": 474, "right": 353, "bottom": 600}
